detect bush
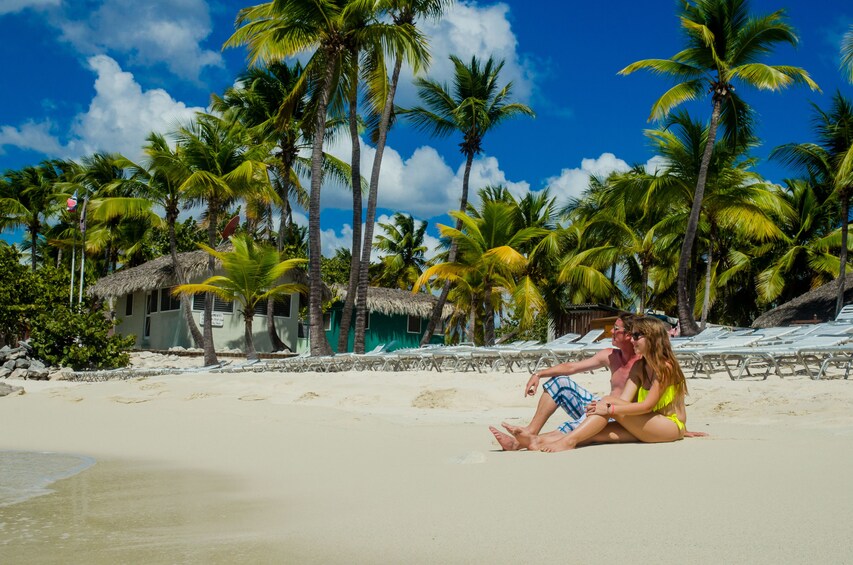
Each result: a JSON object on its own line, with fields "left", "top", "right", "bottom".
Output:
{"left": 29, "top": 307, "right": 134, "bottom": 370}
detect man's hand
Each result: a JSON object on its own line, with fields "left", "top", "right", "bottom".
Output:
{"left": 525, "top": 373, "right": 542, "bottom": 397}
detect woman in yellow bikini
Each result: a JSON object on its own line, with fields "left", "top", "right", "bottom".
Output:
{"left": 533, "top": 316, "right": 687, "bottom": 452}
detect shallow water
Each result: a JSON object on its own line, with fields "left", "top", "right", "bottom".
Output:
{"left": 0, "top": 458, "right": 291, "bottom": 563}
{"left": 0, "top": 451, "right": 95, "bottom": 508}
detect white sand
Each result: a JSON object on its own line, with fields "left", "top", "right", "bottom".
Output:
{"left": 2, "top": 362, "right": 853, "bottom": 563}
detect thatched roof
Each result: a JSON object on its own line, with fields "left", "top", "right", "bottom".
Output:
{"left": 752, "top": 276, "right": 852, "bottom": 328}
{"left": 331, "top": 284, "right": 453, "bottom": 320}
{"left": 90, "top": 248, "right": 220, "bottom": 299}
{"left": 90, "top": 243, "right": 316, "bottom": 300}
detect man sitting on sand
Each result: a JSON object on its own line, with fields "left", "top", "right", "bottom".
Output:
{"left": 490, "top": 313, "right": 704, "bottom": 450}
{"left": 489, "top": 313, "right": 640, "bottom": 450}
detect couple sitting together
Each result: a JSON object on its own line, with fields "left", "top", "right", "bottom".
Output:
{"left": 490, "top": 313, "right": 705, "bottom": 453}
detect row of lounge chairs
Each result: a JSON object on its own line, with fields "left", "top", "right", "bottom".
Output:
{"left": 215, "top": 314, "right": 853, "bottom": 380}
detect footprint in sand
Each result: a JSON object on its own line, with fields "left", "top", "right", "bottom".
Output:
{"left": 110, "top": 396, "right": 154, "bottom": 404}
{"left": 138, "top": 381, "right": 166, "bottom": 390}
{"left": 238, "top": 394, "right": 268, "bottom": 402}
{"left": 296, "top": 391, "right": 320, "bottom": 402}
{"left": 48, "top": 390, "right": 83, "bottom": 402}
{"left": 185, "top": 392, "right": 218, "bottom": 400}
{"left": 412, "top": 388, "right": 457, "bottom": 409}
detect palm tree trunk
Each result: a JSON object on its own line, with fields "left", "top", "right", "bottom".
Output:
{"left": 338, "top": 81, "right": 364, "bottom": 353}
{"left": 421, "top": 150, "right": 476, "bottom": 345}
{"left": 700, "top": 228, "right": 715, "bottom": 329}
{"left": 202, "top": 205, "right": 218, "bottom": 366}
{"left": 483, "top": 283, "right": 495, "bottom": 345}
{"left": 836, "top": 190, "right": 850, "bottom": 316}
{"left": 677, "top": 94, "right": 722, "bottom": 336}
{"left": 268, "top": 147, "right": 296, "bottom": 353}
{"left": 355, "top": 55, "right": 404, "bottom": 354}
{"left": 244, "top": 313, "right": 257, "bottom": 361}
{"left": 308, "top": 58, "right": 336, "bottom": 357}
{"left": 169, "top": 210, "right": 204, "bottom": 348}
{"left": 640, "top": 261, "right": 648, "bottom": 312}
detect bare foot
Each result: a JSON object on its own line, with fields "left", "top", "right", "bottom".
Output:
{"left": 501, "top": 422, "right": 536, "bottom": 449}
{"left": 684, "top": 430, "right": 709, "bottom": 438}
{"left": 489, "top": 426, "right": 520, "bottom": 451}
{"left": 539, "top": 437, "right": 577, "bottom": 453}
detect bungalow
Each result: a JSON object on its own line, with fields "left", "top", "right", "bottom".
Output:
{"left": 307, "top": 284, "right": 453, "bottom": 353}
{"left": 89, "top": 247, "right": 301, "bottom": 353}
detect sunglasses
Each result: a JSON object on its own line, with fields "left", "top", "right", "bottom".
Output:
{"left": 630, "top": 332, "right": 645, "bottom": 341}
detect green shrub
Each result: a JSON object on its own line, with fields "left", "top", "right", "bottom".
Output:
{"left": 30, "top": 307, "right": 134, "bottom": 370}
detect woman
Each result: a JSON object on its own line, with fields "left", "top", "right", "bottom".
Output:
{"left": 532, "top": 316, "right": 687, "bottom": 452}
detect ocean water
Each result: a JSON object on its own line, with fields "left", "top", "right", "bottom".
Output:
{"left": 0, "top": 451, "right": 95, "bottom": 507}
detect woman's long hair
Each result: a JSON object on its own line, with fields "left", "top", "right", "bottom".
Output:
{"left": 634, "top": 316, "right": 687, "bottom": 399}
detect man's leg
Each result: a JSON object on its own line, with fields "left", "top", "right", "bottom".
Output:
{"left": 494, "top": 377, "right": 597, "bottom": 451}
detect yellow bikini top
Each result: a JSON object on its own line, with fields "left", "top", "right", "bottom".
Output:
{"left": 637, "top": 384, "right": 677, "bottom": 413}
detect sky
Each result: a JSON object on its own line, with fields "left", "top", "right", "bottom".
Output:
{"left": 1, "top": 0, "right": 852, "bottom": 259}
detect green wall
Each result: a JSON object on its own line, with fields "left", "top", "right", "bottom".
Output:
{"left": 325, "top": 305, "right": 443, "bottom": 353}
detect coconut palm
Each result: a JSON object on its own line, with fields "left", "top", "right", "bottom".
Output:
{"left": 842, "top": 25, "right": 853, "bottom": 83}
{"left": 1, "top": 161, "right": 64, "bottom": 270}
{"left": 414, "top": 200, "right": 546, "bottom": 345}
{"left": 350, "top": 0, "right": 445, "bottom": 353}
{"left": 771, "top": 92, "right": 853, "bottom": 315}
{"left": 173, "top": 112, "right": 275, "bottom": 366}
{"left": 402, "top": 54, "right": 535, "bottom": 344}
{"left": 225, "top": 0, "right": 425, "bottom": 356}
{"left": 373, "top": 212, "right": 429, "bottom": 290}
{"left": 619, "top": 0, "right": 818, "bottom": 335}
{"left": 173, "top": 235, "right": 306, "bottom": 361}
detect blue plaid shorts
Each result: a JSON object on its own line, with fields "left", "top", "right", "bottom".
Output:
{"left": 543, "top": 376, "right": 600, "bottom": 434}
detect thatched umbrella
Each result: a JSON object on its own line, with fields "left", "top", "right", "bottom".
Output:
{"left": 331, "top": 284, "right": 453, "bottom": 319}
{"left": 752, "top": 276, "right": 853, "bottom": 328}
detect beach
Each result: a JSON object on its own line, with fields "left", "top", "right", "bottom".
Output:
{"left": 2, "top": 361, "right": 853, "bottom": 564}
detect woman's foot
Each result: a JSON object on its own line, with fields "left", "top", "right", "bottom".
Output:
{"left": 489, "top": 426, "right": 520, "bottom": 451}
{"left": 539, "top": 437, "right": 577, "bottom": 453}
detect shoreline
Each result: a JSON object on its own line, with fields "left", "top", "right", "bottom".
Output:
{"left": 2, "top": 368, "right": 852, "bottom": 562}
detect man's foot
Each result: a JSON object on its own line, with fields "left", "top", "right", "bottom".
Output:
{"left": 489, "top": 426, "right": 520, "bottom": 451}
{"left": 501, "top": 422, "right": 536, "bottom": 449}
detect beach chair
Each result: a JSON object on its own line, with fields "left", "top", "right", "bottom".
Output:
{"left": 532, "top": 329, "right": 606, "bottom": 371}
{"left": 835, "top": 304, "right": 853, "bottom": 322}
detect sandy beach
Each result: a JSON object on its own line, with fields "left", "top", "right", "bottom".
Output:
{"left": 2, "top": 359, "right": 853, "bottom": 564}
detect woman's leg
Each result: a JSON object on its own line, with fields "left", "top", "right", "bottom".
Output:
{"left": 612, "top": 412, "right": 682, "bottom": 443}
{"left": 535, "top": 414, "right": 611, "bottom": 452}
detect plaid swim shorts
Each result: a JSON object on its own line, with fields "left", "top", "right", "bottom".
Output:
{"left": 543, "top": 376, "right": 600, "bottom": 434}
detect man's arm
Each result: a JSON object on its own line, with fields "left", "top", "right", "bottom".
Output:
{"left": 523, "top": 349, "right": 612, "bottom": 397}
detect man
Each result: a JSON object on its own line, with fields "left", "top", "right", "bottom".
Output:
{"left": 490, "top": 314, "right": 706, "bottom": 450}
{"left": 489, "top": 313, "right": 640, "bottom": 451}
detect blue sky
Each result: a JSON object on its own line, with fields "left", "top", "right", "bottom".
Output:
{"left": 1, "top": 0, "right": 852, "bottom": 257}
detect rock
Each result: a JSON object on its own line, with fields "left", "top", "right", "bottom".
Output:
{"left": 15, "top": 358, "right": 30, "bottom": 369}
{"left": 28, "top": 365, "right": 49, "bottom": 379}
{"left": 3, "top": 360, "right": 15, "bottom": 371}
{"left": 9, "top": 368, "right": 27, "bottom": 380}
{"left": 8, "top": 349, "right": 26, "bottom": 360}
{"left": 0, "top": 367, "right": 10, "bottom": 378}
{"left": 0, "top": 382, "right": 24, "bottom": 397}
{"left": 49, "top": 368, "right": 75, "bottom": 381}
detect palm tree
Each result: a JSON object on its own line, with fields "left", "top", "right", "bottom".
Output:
{"left": 414, "top": 200, "right": 546, "bottom": 345}
{"left": 173, "top": 112, "right": 275, "bottom": 366}
{"left": 402, "top": 54, "right": 535, "bottom": 344}
{"left": 771, "top": 93, "right": 853, "bottom": 315}
{"left": 225, "top": 0, "right": 422, "bottom": 356}
{"left": 619, "top": 0, "right": 818, "bottom": 335}
{"left": 1, "top": 161, "right": 64, "bottom": 270}
{"left": 350, "top": 0, "right": 445, "bottom": 353}
{"left": 842, "top": 25, "right": 853, "bottom": 83}
{"left": 173, "top": 235, "right": 306, "bottom": 361}
{"left": 373, "top": 212, "right": 429, "bottom": 290}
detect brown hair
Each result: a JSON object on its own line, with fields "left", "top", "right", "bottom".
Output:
{"left": 633, "top": 316, "right": 687, "bottom": 398}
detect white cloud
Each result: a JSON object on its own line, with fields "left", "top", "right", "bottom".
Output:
{"left": 0, "top": 120, "right": 65, "bottom": 155}
{"left": 51, "top": 0, "right": 222, "bottom": 80}
{"left": 395, "top": 1, "right": 534, "bottom": 107}
{"left": 68, "top": 55, "right": 204, "bottom": 161}
{"left": 318, "top": 133, "right": 529, "bottom": 218}
{"left": 0, "top": 56, "right": 204, "bottom": 162}
{"left": 0, "top": 0, "right": 58, "bottom": 15}
{"left": 544, "top": 153, "right": 668, "bottom": 201}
